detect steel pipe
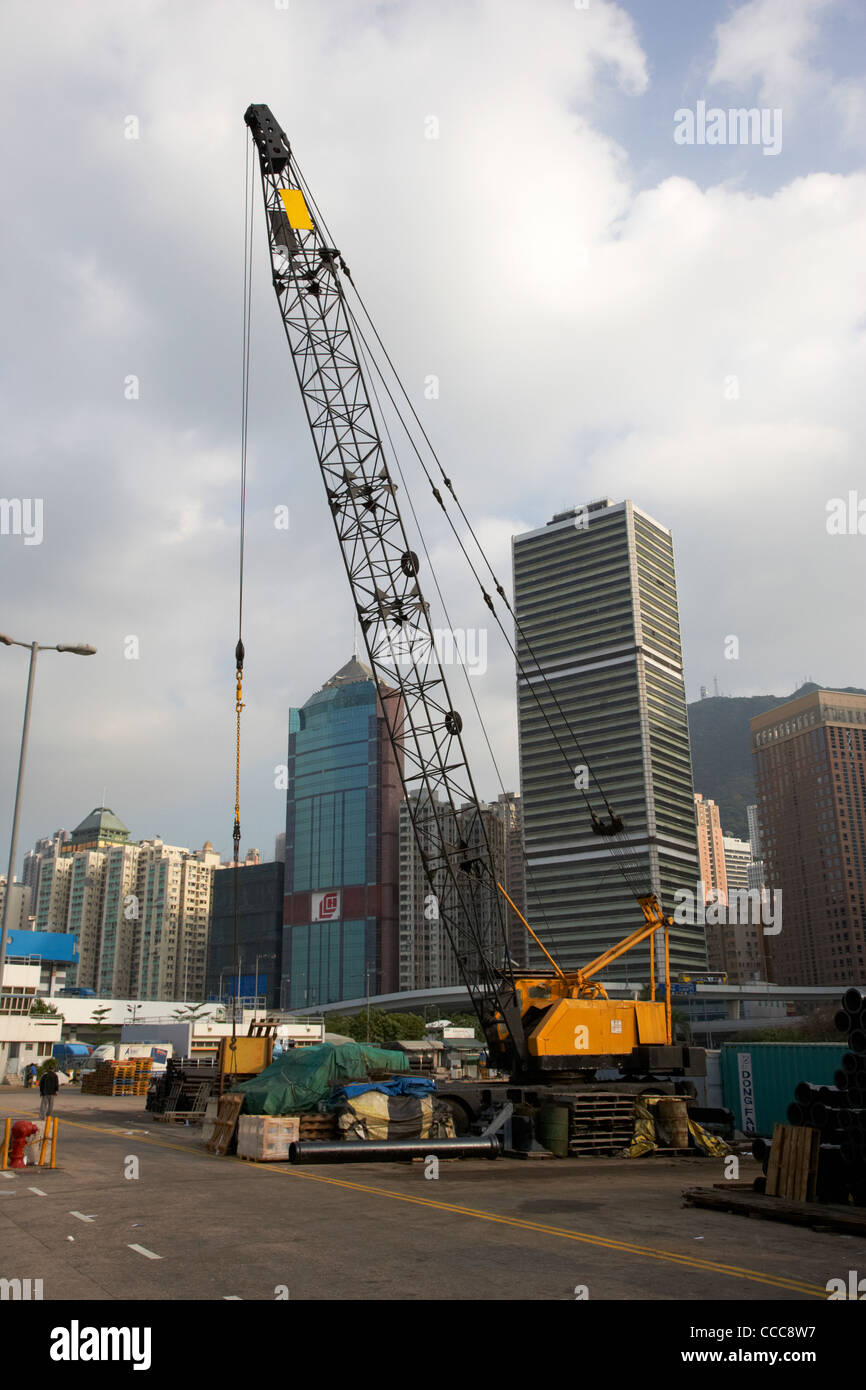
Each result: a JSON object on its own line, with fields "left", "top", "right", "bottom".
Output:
{"left": 843, "top": 988, "right": 866, "bottom": 1015}
{"left": 289, "top": 1137, "right": 500, "bottom": 1164}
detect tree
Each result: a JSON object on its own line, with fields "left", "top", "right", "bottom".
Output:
{"left": 173, "top": 1004, "right": 211, "bottom": 1023}
{"left": 30, "top": 999, "right": 62, "bottom": 1019}
{"left": 91, "top": 1006, "right": 111, "bottom": 1031}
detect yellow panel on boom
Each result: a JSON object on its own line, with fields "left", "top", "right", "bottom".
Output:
{"left": 278, "top": 187, "right": 314, "bottom": 230}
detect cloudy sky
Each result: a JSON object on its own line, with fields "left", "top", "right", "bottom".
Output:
{"left": 1, "top": 0, "right": 864, "bottom": 868}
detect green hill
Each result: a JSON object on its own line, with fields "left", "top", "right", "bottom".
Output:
{"left": 687, "top": 683, "right": 866, "bottom": 840}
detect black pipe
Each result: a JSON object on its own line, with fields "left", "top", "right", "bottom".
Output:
{"left": 836, "top": 1009, "right": 853, "bottom": 1034}
{"left": 289, "top": 1137, "right": 500, "bottom": 1164}
{"left": 843, "top": 987, "right": 866, "bottom": 1014}
{"left": 850, "top": 1030, "right": 866, "bottom": 1055}
{"left": 794, "top": 1082, "right": 816, "bottom": 1104}
{"left": 835, "top": 1070, "right": 849, "bottom": 1090}
{"left": 842, "top": 1052, "right": 861, "bottom": 1074}
{"left": 787, "top": 1102, "right": 806, "bottom": 1125}
{"left": 848, "top": 1087, "right": 864, "bottom": 1108}
{"left": 751, "top": 1137, "right": 769, "bottom": 1162}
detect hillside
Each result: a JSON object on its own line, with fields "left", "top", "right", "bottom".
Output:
{"left": 687, "top": 683, "right": 866, "bottom": 840}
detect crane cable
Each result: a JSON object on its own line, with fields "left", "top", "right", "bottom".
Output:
{"left": 353, "top": 323, "right": 558, "bottom": 955}
{"left": 298, "top": 163, "right": 607, "bottom": 811}
{"left": 345, "top": 297, "right": 644, "bottom": 906}
{"left": 230, "top": 137, "right": 255, "bottom": 1061}
{"left": 291, "top": 156, "right": 645, "bottom": 903}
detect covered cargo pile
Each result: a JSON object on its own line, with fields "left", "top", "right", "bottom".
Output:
{"left": 232, "top": 1041, "right": 409, "bottom": 1117}
{"left": 326, "top": 1076, "right": 456, "bottom": 1140}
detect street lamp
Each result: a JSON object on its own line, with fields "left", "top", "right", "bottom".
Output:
{"left": 0, "top": 635, "right": 96, "bottom": 993}
{"left": 254, "top": 953, "right": 276, "bottom": 1018}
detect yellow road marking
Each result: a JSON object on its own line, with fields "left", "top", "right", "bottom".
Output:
{"left": 1, "top": 1108, "right": 828, "bottom": 1297}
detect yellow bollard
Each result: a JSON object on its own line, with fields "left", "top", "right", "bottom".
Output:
{"left": 38, "top": 1117, "right": 52, "bottom": 1168}
{"left": 1, "top": 1117, "right": 10, "bottom": 1170}
{"left": 50, "top": 1118, "right": 58, "bottom": 1169}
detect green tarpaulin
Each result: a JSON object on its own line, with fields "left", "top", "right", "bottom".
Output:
{"left": 231, "top": 1042, "right": 410, "bottom": 1116}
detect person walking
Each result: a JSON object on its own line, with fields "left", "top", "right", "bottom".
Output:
{"left": 24, "top": 1062, "right": 38, "bottom": 1088}
{"left": 39, "top": 1062, "right": 59, "bottom": 1119}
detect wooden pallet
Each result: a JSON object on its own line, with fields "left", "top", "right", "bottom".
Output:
{"left": 205, "top": 1094, "right": 244, "bottom": 1156}
{"left": 766, "top": 1123, "right": 819, "bottom": 1202}
{"left": 684, "top": 1185, "right": 866, "bottom": 1237}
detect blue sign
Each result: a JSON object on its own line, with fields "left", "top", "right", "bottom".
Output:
{"left": 5, "top": 929, "right": 79, "bottom": 963}
{"left": 670, "top": 982, "right": 697, "bottom": 995}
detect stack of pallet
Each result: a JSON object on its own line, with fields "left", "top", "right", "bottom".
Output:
{"left": 565, "top": 1092, "right": 636, "bottom": 1157}
{"left": 148, "top": 1059, "right": 218, "bottom": 1115}
{"left": 81, "top": 1058, "right": 153, "bottom": 1097}
{"left": 299, "top": 1112, "right": 338, "bottom": 1141}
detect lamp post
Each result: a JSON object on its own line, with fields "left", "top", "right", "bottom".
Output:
{"left": 0, "top": 635, "right": 96, "bottom": 993}
{"left": 254, "top": 952, "right": 276, "bottom": 1018}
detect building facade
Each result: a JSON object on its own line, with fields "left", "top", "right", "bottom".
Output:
{"left": 32, "top": 808, "right": 218, "bottom": 1001}
{"left": 206, "top": 860, "right": 285, "bottom": 1009}
{"left": 512, "top": 499, "right": 705, "bottom": 979}
{"left": 281, "top": 658, "right": 403, "bottom": 1009}
{"left": 398, "top": 790, "right": 527, "bottom": 992}
{"left": 752, "top": 689, "right": 866, "bottom": 986}
{"left": 694, "top": 794, "right": 727, "bottom": 903}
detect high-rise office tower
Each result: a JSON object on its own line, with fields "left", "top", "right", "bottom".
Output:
{"left": 398, "top": 790, "right": 526, "bottom": 991}
{"left": 751, "top": 689, "right": 866, "bottom": 986}
{"left": 695, "top": 795, "right": 727, "bottom": 900}
{"left": 719, "top": 834, "right": 768, "bottom": 984}
{"left": 207, "top": 860, "right": 285, "bottom": 1009}
{"left": 282, "top": 657, "right": 404, "bottom": 1008}
{"left": 512, "top": 499, "right": 705, "bottom": 977}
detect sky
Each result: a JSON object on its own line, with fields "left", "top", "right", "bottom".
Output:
{"left": 1, "top": 0, "right": 864, "bottom": 869}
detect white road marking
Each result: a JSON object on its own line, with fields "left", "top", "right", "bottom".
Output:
{"left": 128, "top": 1243, "right": 162, "bottom": 1260}
{"left": 28, "top": 1187, "right": 46, "bottom": 1196}
{"left": 0, "top": 1172, "right": 14, "bottom": 1180}
{"left": 223, "top": 1295, "right": 242, "bottom": 1300}
{"left": 70, "top": 1211, "right": 96, "bottom": 1222}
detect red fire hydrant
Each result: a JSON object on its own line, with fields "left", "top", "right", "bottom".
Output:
{"left": 9, "top": 1120, "right": 38, "bottom": 1168}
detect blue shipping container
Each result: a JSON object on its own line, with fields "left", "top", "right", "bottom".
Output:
{"left": 720, "top": 1042, "right": 848, "bottom": 1136}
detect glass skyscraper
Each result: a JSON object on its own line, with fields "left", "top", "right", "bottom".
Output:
{"left": 512, "top": 499, "right": 706, "bottom": 979}
{"left": 282, "top": 657, "right": 403, "bottom": 1008}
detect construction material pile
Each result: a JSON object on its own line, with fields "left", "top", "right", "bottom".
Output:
{"left": 755, "top": 987, "right": 866, "bottom": 1204}
{"left": 232, "top": 1041, "right": 409, "bottom": 1116}
{"left": 148, "top": 1058, "right": 218, "bottom": 1115}
{"left": 81, "top": 1058, "right": 152, "bottom": 1097}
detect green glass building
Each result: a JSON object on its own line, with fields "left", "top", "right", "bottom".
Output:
{"left": 512, "top": 499, "right": 706, "bottom": 980}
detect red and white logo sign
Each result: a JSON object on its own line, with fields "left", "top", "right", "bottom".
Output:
{"left": 312, "top": 890, "right": 340, "bottom": 921}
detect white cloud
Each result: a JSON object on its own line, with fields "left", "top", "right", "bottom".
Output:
{"left": 709, "top": 0, "right": 836, "bottom": 110}
{"left": 0, "top": 0, "right": 863, "bottom": 865}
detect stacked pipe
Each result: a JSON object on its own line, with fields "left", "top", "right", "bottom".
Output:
{"left": 778, "top": 987, "right": 866, "bottom": 1204}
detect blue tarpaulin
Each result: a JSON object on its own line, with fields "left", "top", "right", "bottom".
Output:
{"left": 332, "top": 1076, "right": 437, "bottom": 1103}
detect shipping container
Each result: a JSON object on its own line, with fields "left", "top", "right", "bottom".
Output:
{"left": 720, "top": 1042, "right": 847, "bottom": 1136}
